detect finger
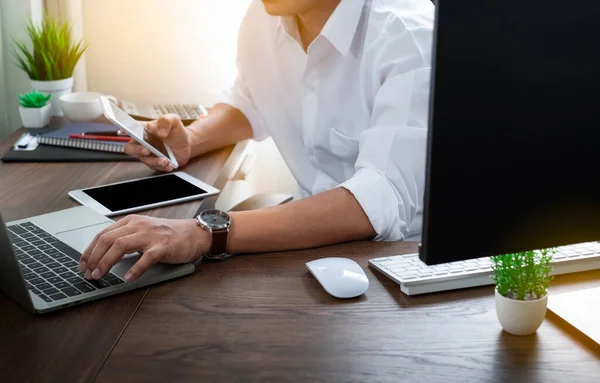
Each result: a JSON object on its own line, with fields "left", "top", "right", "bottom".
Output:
{"left": 90, "top": 232, "right": 151, "bottom": 280}
{"left": 124, "top": 247, "right": 162, "bottom": 282}
{"left": 124, "top": 140, "right": 151, "bottom": 157}
{"left": 80, "top": 215, "right": 137, "bottom": 271}
{"left": 152, "top": 114, "right": 180, "bottom": 139}
{"left": 85, "top": 225, "right": 140, "bottom": 274}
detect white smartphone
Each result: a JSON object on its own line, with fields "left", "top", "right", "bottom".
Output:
{"left": 100, "top": 96, "right": 179, "bottom": 169}
{"left": 68, "top": 172, "right": 220, "bottom": 217}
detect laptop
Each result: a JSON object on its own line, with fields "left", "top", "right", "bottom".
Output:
{"left": 0, "top": 206, "right": 195, "bottom": 314}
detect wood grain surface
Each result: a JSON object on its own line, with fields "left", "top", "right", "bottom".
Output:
{"left": 96, "top": 241, "right": 600, "bottom": 383}
{"left": 0, "top": 127, "right": 232, "bottom": 383}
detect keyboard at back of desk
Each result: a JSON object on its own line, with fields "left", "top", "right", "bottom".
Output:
{"left": 369, "top": 242, "right": 600, "bottom": 295}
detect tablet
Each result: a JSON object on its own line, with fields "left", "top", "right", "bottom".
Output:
{"left": 68, "top": 172, "right": 220, "bottom": 217}
{"left": 100, "top": 96, "right": 179, "bottom": 169}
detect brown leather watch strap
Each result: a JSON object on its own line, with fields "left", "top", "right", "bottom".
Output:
{"left": 209, "top": 228, "right": 228, "bottom": 257}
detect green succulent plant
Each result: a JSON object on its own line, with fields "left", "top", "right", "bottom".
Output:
{"left": 19, "top": 91, "right": 51, "bottom": 108}
{"left": 13, "top": 14, "right": 88, "bottom": 81}
{"left": 491, "top": 248, "right": 554, "bottom": 301}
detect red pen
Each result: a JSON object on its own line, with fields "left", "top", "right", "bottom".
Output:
{"left": 69, "top": 134, "right": 131, "bottom": 143}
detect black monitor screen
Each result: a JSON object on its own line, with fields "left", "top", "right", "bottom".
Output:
{"left": 420, "top": 0, "right": 600, "bottom": 264}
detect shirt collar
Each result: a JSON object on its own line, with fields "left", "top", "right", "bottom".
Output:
{"left": 320, "top": 0, "right": 365, "bottom": 56}
{"left": 277, "top": 0, "right": 365, "bottom": 56}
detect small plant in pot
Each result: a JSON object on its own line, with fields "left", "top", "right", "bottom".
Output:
{"left": 19, "top": 91, "right": 52, "bottom": 128}
{"left": 491, "top": 248, "right": 554, "bottom": 336}
{"left": 13, "top": 14, "right": 88, "bottom": 117}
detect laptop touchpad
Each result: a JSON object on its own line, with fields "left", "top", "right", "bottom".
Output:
{"left": 55, "top": 222, "right": 113, "bottom": 254}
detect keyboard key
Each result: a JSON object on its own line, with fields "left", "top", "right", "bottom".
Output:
{"left": 66, "top": 276, "right": 84, "bottom": 284}
{"left": 46, "top": 262, "right": 61, "bottom": 269}
{"left": 51, "top": 241, "right": 82, "bottom": 261}
{"left": 54, "top": 266, "right": 68, "bottom": 274}
{"left": 21, "top": 245, "right": 35, "bottom": 252}
{"left": 23, "top": 272, "right": 35, "bottom": 280}
{"left": 30, "top": 287, "right": 41, "bottom": 294}
{"left": 45, "top": 237, "right": 60, "bottom": 243}
{"left": 55, "top": 256, "right": 71, "bottom": 264}
{"left": 30, "top": 277, "right": 45, "bottom": 285}
{"left": 38, "top": 244, "right": 52, "bottom": 251}
{"left": 32, "top": 266, "right": 49, "bottom": 274}
{"left": 49, "top": 293, "right": 67, "bottom": 301}
{"left": 55, "top": 281, "right": 70, "bottom": 289}
{"left": 38, "top": 233, "right": 51, "bottom": 238}
{"left": 8, "top": 225, "right": 27, "bottom": 235}
{"left": 21, "top": 233, "right": 35, "bottom": 239}
{"left": 47, "top": 276, "right": 63, "bottom": 284}
{"left": 41, "top": 287, "right": 59, "bottom": 295}
{"left": 29, "top": 249, "right": 43, "bottom": 256}
{"left": 105, "top": 276, "right": 125, "bottom": 286}
{"left": 59, "top": 271, "right": 75, "bottom": 279}
{"left": 88, "top": 279, "right": 111, "bottom": 289}
{"left": 44, "top": 248, "right": 60, "bottom": 255}
{"left": 31, "top": 240, "right": 45, "bottom": 247}
{"left": 21, "top": 258, "right": 37, "bottom": 265}
{"left": 12, "top": 240, "right": 26, "bottom": 248}
{"left": 31, "top": 229, "right": 45, "bottom": 235}
{"left": 61, "top": 287, "right": 82, "bottom": 297}
{"left": 38, "top": 294, "right": 52, "bottom": 303}
{"left": 40, "top": 271, "right": 57, "bottom": 279}
{"left": 37, "top": 283, "right": 52, "bottom": 291}
{"left": 73, "top": 282, "right": 96, "bottom": 293}
{"left": 401, "top": 274, "right": 418, "bottom": 280}
{"left": 63, "top": 260, "right": 79, "bottom": 268}
{"left": 38, "top": 257, "right": 54, "bottom": 265}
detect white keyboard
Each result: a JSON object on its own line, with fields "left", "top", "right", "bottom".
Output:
{"left": 369, "top": 242, "right": 600, "bottom": 295}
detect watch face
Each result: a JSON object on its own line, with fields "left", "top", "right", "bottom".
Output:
{"left": 200, "top": 209, "right": 231, "bottom": 229}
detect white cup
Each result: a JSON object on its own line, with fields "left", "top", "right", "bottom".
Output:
{"left": 60, "top": 92, "right": 118, "bottom": 122}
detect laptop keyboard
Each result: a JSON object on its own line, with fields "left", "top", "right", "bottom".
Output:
{"left": 7, "top": 222, "right": 125, "bottom": 303}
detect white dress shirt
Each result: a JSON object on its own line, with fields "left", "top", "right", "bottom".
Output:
{"left": 220, "top": 0, "right": 435, "bottom": 241}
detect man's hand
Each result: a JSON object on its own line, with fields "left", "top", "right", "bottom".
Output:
{"left": 125, "top": 114, "right": 196, "bottom": 172}
{"left": 79, "top": 215, "right": 210, "bottom": 282}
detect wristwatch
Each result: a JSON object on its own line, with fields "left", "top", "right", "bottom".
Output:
{"left": 195, "top": 209, "right": 231, "bottom": 260}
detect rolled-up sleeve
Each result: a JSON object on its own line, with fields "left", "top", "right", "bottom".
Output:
{"left": 340, "top": 65, "right": 431, "bottom": 241}
{"left": 216, "top": 2, "right": 269, "bottom": 141}
{"left": 218, "top": 62, "right": 270, "bottom": 141}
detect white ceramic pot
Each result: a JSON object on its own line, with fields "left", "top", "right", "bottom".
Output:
{"left": 30, "top": 77, "right": 74, "bottom": 117}
{"left": 495, "top": 288, "right": 547, "bottom": 336}
{"left": 19, "top": 104, "right": 52, "bottom": 128}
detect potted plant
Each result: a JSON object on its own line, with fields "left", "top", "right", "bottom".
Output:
{"left": 13, "top": 14, "right": 88, "bottom": 117}
{"left": 18, "top": 91, "right": 52, "bottom": 128}
{"left": 491, "top": 249, "right": 554, "bottom": 336}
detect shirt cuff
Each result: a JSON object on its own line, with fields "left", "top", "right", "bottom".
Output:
{"left": 217, "top": 90, "right": 270, "bottom": 141}
{"left": 339, "top": 168, "right": 406, "bottom": 241}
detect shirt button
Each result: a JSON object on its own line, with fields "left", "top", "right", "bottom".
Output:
{"left": 305, "top": 83, "right": 316, "bottom": 93}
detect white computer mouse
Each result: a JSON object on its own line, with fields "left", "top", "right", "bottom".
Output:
{"left": 305, "top": 257, "right": 369, "bottom": 299}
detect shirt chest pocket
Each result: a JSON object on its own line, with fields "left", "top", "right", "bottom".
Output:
{"left": 322, "top": 127, "right": 360, "bottom": 162}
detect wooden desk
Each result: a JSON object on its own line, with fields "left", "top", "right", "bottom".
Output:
{"left": 0, "top": 128, "right": 231, "bottom": 383}
{"left": 1, "top": 130, "right": 599, "bottom": 382}
{"left": 91, "top": 242, "right": 599, "bottom": 382}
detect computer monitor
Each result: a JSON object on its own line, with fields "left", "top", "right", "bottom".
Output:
{"left": 419, "top": 0, "right": 600, "bottom": 265}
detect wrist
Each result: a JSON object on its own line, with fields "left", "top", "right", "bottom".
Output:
{"left": 188, "top": 218, "right": 211, "bottom": 262}
{"left": 187, "top": 120, "right": 209, "bottom": 158}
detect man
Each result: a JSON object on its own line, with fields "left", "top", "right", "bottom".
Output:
{"left": 78, "top": 0, "right": 435, "bottom": 282}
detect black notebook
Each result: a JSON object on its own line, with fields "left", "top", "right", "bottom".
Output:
{"left": 1, "top": 144, "right": 136, "bottom": 162}
{"left": 36, "top": 122, "right": 126, "bottom": 153}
